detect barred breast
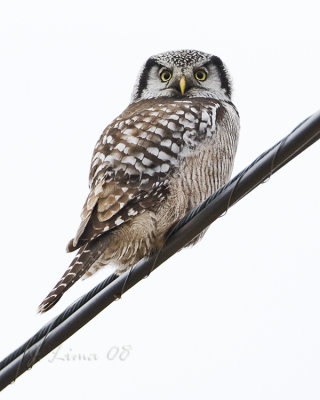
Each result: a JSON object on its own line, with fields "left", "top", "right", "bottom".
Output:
{"left": 155, "top": 100, "right": 239, "bottom": 243}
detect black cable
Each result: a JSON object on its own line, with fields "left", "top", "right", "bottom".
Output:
{"left": 0, "top": 110, "right": 319, "bottom": 391}
{"left": 0, "top": 273, "right": 119, "bottom": 372}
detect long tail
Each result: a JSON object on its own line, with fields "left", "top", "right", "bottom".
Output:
{"left": 38, "top": 234, "right": 111, "bottom": 313}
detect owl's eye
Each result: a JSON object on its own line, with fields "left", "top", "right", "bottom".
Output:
{"left": 160, "top": 70, "right": 172, "bottom": 82}
{"left": 194, "top": 70, "right": 207, "bottom": 81}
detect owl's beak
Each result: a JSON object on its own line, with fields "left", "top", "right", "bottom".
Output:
{"left": 179, "top": 75, "right": 186, "bottom": 95}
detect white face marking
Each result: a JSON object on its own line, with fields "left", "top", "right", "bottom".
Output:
{"left": 131, "top": 51, "right": 232, "bottom": 102}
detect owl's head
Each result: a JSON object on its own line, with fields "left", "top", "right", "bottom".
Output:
{"left": 131, "top": 50, "right": 232, "bottom": 103}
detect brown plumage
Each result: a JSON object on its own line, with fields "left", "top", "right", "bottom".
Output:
{"left": 38, "top": 50, "right": 240, "bottom": 313}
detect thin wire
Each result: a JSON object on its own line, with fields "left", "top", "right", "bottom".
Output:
{"left": 0, "top": 272, "right": 119, "bottom": 372}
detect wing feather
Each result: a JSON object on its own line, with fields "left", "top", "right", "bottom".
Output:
{"left": 67, "top": 98, "right": 223, "bottom": 252}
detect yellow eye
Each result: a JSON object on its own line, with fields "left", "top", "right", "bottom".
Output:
{"left": 160, "top": 70, "right": 172, "bottom": 82}
{"left": 194, "top": 70, "right": 207, "bottom": 81}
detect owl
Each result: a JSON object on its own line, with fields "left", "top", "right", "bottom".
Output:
{"left": 38, "top": 49, "right": 240, "bottom": 313}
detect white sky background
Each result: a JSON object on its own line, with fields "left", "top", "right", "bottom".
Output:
{"left": 0, "top": 0, "right": 319, "bottom": 398}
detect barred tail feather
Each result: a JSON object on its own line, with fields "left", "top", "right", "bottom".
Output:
{"left": 38, "top": 234, "right": 111, "bottom": 313}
